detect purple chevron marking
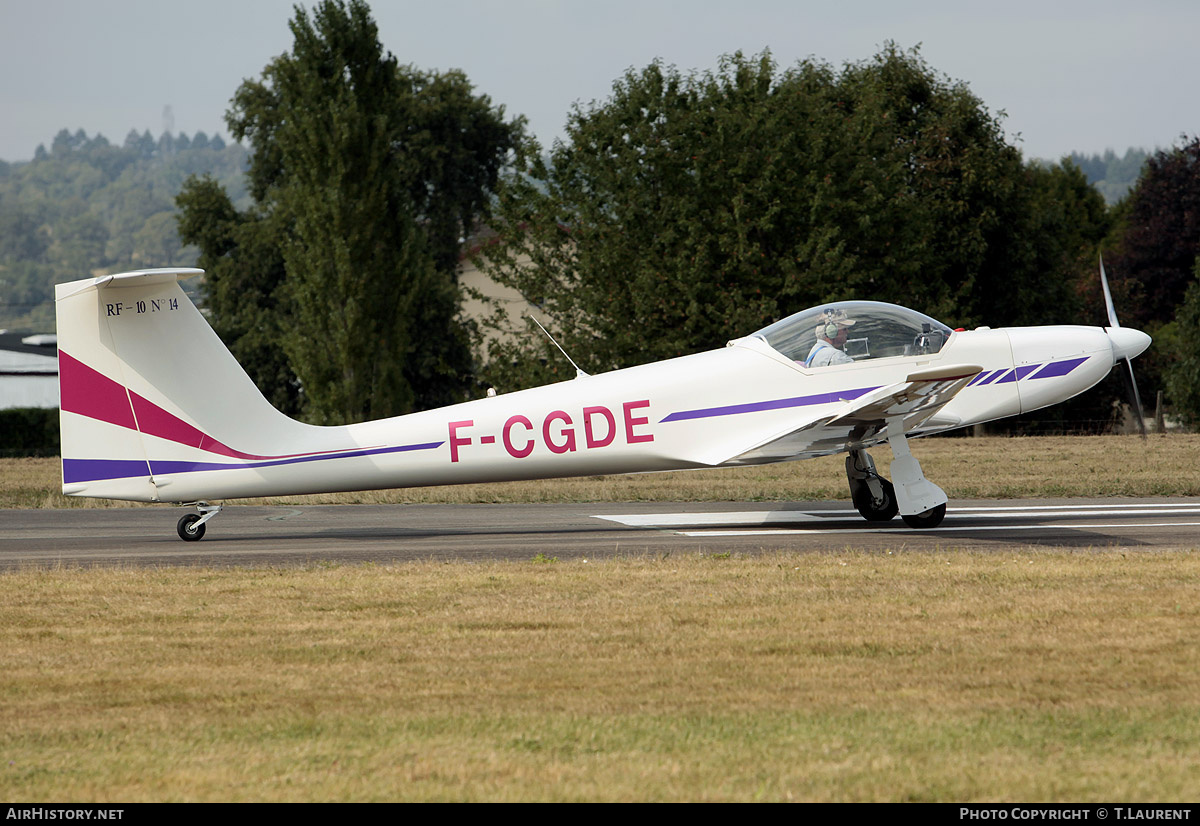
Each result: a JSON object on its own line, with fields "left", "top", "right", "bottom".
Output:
{"left": 996, "top": 365, "right": 1042, "bottom": 384}
{"left": 1029, "top": 357, "right": 1089, "bottom": 379}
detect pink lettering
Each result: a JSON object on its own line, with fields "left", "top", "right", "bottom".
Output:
{"left": 503, "top": 415, "right": 535, "bottom": 458}
{"left": 448, "top": 420, "right": 473, "bottom": 463}
{"left": 583, "top": 406, "right": 616, "bottom": 448}
{"left": 623, "top": 400, "right": 654, "bottom": 444}
{"left": 543, "top": 410, "right": 576, "bottom": 454}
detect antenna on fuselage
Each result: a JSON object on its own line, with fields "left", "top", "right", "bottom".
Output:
{"left": 527, "top": 314, "right": 588, "bottom": 378}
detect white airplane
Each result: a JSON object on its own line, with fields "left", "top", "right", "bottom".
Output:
{"left": 54, "top": 266, "right": 1151, "bottom": 541}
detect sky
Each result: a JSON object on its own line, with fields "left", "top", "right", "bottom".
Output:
{"left": 1, "top": 0, "right": 1196, "bottom": 164}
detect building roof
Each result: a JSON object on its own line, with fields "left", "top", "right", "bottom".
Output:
{"left": 0, "top": 333, "right": 58, "bottom": 375}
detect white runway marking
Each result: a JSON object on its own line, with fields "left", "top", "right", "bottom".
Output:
{"left": 594, "top": 510, "right": 838, "bottom": 527}
{"left": 673, "top": 522, "right": 1200, "bottom": 537}
{"left": 592, "top": 503, "right": 1200, "bottom": 537}
{"left": 953, "top": 503, "right": 1200, "bottom": 512}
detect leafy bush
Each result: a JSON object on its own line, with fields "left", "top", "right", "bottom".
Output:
{"left": 0, "top": 407, "right": 59, "bottom": 456}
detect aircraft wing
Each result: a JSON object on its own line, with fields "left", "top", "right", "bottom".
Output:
{"left": 714, "top": 364, "right": 983, "bottom": 464}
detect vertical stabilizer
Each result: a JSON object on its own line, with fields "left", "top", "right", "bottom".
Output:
{"left": 55, "top": 269, "right": 323, "bottom": 501}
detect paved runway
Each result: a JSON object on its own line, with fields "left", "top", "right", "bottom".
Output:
{"left": 2, "top": 497, "right": 1199, "bottom": 569}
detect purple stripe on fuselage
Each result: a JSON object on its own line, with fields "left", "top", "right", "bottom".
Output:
{"left": 976, "top": 369, "right": 1009, "bottom": 386}
{"left": 1029, "top": 357, "right": 1089, "bottom": 379}
{"left": 996, "top": 364, "right": 1042, "bottom": 384}
{"left": 964, "top": 359, "right": 1088, "bottom": 389}
{"left": 661, "top": 386, "right": 881, "bottom": 423}
{"left": 149, "top": 442, "right": 445, "bottom": 475}
{"left": 63, "top": 441, "right": 445, "bottom": 484}
{"left": 63, "top": 458, "right": 151, "bottom": 484}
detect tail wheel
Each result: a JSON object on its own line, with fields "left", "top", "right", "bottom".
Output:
{"left": 853, "top": 477, "right": 898, "bottom": 522}
{"left": 901, "top": 503, "right": 946, "bottom": 529}
{"left": 177, "top": 513, "right": 206, "bottom": 542}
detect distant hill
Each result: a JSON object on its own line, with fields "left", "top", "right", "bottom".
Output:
{"left": 0, "top": 128, "right": 247, "bottom": 331}
{"left": 1066, "top": 148, "right": 1149, "bottom": 205}
{"left": 0, "top": 127, "right": 1155, "bottom": 333}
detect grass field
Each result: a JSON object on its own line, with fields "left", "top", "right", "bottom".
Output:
{"left": 2, "top": 553, "right": 1198, "bottom": 802}
{"left": 2, "top": 434, "right": 1199, "bottom": 801}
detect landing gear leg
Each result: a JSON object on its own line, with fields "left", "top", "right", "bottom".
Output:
{"left": 177, "top": 502, "right": 222, "bottom": 542}
{"left": 846, "top": 449, "right": 898, "bottom": 522}
{"left": 886, "top": 432, "right": 947, "bottom": 529}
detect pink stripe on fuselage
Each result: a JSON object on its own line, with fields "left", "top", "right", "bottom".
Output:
{"left": 59, "top": 350, "right": 368, "bottom": 462}
{"left": 128, "top": 391, "right": 272, "bottom": 460}
{"left": 58, "top": 351, "right": 137, "bottom": 429}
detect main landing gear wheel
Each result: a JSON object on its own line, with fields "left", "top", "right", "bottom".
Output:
{"left": 901, "top": 503, "right": 946, "bottom": 529}
{"left": 852, "top": 477, "right": 899, "bottom": 522}
{"left": 846, "top": 450, "right": 898, "bottom": 523}
{"left": 177, "top": 513, "right": 206, "bottom": 542}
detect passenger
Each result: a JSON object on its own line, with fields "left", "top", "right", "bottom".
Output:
{"left": 805, "top": 309, "right": 856, "bottom": 367}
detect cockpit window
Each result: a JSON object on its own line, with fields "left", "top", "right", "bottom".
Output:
{"left": 751, "top": 300, "right": 954, "bottom": 366}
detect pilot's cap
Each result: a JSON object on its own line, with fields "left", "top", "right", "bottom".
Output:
{"left": 816, "top": 308, "right": 856, "bottom": 338}
{"left": 820, "top": 308, "right": 856, "bottom": 328}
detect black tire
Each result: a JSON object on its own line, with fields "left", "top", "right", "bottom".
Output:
{"left": 901, "top": 503, "right": 946, "bottom": 529}
{"left": 177, "top": 513, "right": 206, "bottom": 542}
{"left": 853, "top": 477, "right": 899, "bottom": 522}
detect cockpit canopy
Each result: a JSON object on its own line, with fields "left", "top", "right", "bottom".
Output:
{"left": 750, "top": 301, "right": 955, "bottom": 366}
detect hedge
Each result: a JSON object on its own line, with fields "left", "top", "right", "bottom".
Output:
{"left": 0, "top": 407, "right": 60, "bottom": 456}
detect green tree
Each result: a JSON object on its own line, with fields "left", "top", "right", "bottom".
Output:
{"left": 176, "top": 175, "right": 300, "bottom": 414}
{"left": 1110, "top": 137, "right": 1200, "bottom": 328}
{"left": 132, "top": 210, "right": 186, "bottom": 267}
{"left": 1068, "top": 148, "right": 1148, "bottom": 204}
{"left": 1096, "top": 137, "right": 1200, "bottom": 421}
{"left": 184, "top": 0, "right": 523, "bottom": 423}
{"left": 48, "top": 209, "right": 108, "bottom": 274}
{"left": 1164, "top": 259, "right": 1200, "bottom": 426}
{"left": 997, "top": 159, "right": 1109, "bottom": 328}
{"left": 0, "top": 127, "right": 247, "bottom": 330}
{"left": 398, "top": 69, "right": 526, "bottom": 276}
{"left": 479, "top": 47, "right": 1090, "bottom": 390}
{"left": 0, "top": 203, "right": 51, "bottom": 262}
{"left": 237, "top": 0, "right": 447, "bottom": 423}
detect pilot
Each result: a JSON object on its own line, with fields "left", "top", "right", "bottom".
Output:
{"left": 805, "top": 309, "right": 856, "bottom": 367}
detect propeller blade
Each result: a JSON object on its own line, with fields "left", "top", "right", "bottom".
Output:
{"left": 1121, "top": 357, "right": 1148, "bottom": 438}
{"left": 1101, "top": 256, "right": 1148, "bottom": 437}
{"left": 1100, "top": 254, "right": 1121, "bottom": 329}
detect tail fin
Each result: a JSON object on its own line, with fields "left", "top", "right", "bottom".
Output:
{"left": 55, "top": 269, "right": 318, "bottom": 502}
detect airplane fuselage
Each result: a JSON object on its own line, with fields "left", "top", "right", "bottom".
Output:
{"left": 58, "top": 284, "right": 1124, "bottom": 505}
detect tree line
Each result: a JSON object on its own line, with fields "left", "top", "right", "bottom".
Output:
{"left": 1067, "top": 148, "right": 1150, "bottom": 205}
{"left": 0, "top": 127, "right": 246, "bottom": 330}
{"left": 6, "top": 0, "right": 1200, "bottom": 430}
{"left": 474, "top": 48, "right": 1197, "bottom": 429}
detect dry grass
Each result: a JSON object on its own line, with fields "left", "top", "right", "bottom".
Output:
{"left": 4, "top": 434, "right": 1198, "bottom": 801}
{"left": 4, "top": 433, "right": 1200, "bottom": 509}
{"left": 2, "top": 551, "right": 1198, "bottom": 802}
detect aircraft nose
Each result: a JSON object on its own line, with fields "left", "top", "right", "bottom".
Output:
{"left": 1106, "top": 326, "right": 1152, "bottom": 363}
